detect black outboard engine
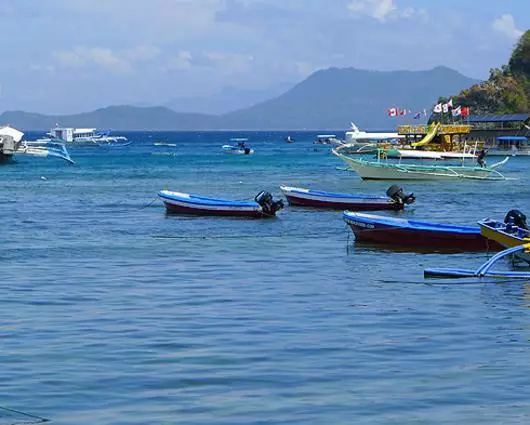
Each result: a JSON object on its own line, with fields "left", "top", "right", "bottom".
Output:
{"left": 386, "top": 185, "right": 416, "bottom": 205}
{"left": 504, "top": 209, "right": 528, "bottom": 229}
{"left": 255, "top": 191, "right": 284, "bottom": 217}
{"left": 244, "top": 147, "right": 251, "bottom": 155}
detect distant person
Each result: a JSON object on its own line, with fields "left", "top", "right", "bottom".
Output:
{"left": 477, "top": 148, "right": 487, "bottom": 167}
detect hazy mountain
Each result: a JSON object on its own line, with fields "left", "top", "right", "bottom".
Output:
{"left": 220, "top": 66, "right": 479, "bottom": 129}
{"left": 165, "top": 82, "right": 294, "bottom": 115}
{"left": 0, "top": 106, "right": 219, "bottom": 131}
{"left": 0, "top": 66, "right": 478, "bottom": 130}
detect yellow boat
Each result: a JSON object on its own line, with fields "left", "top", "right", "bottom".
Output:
{"left": 478, "top": 211, "right": 530, "bottom": 263}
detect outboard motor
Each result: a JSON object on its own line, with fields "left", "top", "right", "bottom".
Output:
{"left": 386, "top": 185, "right": 416, "bottom": 205}
{"left": 255, "top": 191, "right": 284, "bottom": 217}
{"left": 244, "top": 147, "right": 251, "bottom": 155}
{"left": 504, "top": 209, "right": 528, "bottom": 229}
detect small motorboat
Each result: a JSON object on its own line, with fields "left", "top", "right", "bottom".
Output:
{"left": 158, "top": 190, "right": 284, "bottom": 218}
{"left": 285, "top": 136, "right": 295, "bottom": 143}
{"left": 343, "top": 212, "right": 501, "bottom": 251}
{"left": 425, "top": 243, "right": 530, "bottom": 279}
{"left": 478, "top": 209, "right": 530, "bottom": 263}
{"left": 280, "top": 184, "right": 415, "bottom": 210}
{"left": 222, "top": 138, "right": 254, "bottom": 155}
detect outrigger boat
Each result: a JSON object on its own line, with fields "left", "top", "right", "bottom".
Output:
{"left": 478, "top": 210, "right": 530, "bottom": 263}
{"left": 158, "top": 189, "right": 283, "bottom": 218}
{"left": 343, "top": 212, "right": 501, "bottom": 251}
{"left": 333, "top": 145, "right": 510, "bottom": 181}
{"left": 280, "top": 184, "right": 415, "bottom": 210}
{"left": 0, "top": 126, "right": 74, "bottom": 164}
{"left": 425, "top": 244, "right": 530, "bottom": 279}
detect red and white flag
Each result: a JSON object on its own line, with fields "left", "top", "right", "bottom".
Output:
{"left": 442, "top": 103, "right": 449, "bottom": 113}
{"left": 461, "top": 106, "right": 470, "bottom": 117}
{"left": 399, "top": 108, "right": 407, "bottom": 116}
{"left": 447, "top": 98, "right": 453, "bottom": 108}
{"left": 433, "top": 103, "right": 442, "bottom": 113}
{"left": 387, "top": 107, "right": 398, "bottom": 117}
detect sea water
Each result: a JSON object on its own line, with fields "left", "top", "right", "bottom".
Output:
{"left": 1, "top": 131, "right": 530, "bottom": 424}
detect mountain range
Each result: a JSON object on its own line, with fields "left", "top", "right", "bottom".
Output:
{"left": 0, "top": 66, "right": 478, "bottom": 131}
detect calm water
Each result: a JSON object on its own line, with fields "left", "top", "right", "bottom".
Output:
{"left": 2, "top": 131, "right": 530, "bottom": 424}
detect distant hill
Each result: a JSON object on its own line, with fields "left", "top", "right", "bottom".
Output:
{"left": 221, "top": 66, "right": 478, "bottom": 129}
{"left": 441, "top": 30, "right": 530, "bottom": 116}
{"left": 165, "top": 82, "right": 294, "bottom": 115}
{"left": 0, "top": 66, "right": 478, "bottom": 130}
{"left": 0, "top": 106, "right": 219, "bottom": 131}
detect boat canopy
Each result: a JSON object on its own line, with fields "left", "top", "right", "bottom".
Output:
{"left": 496, "top": 136, "right": 528, "bottom": 141}
{"left": 0, "top": 125, "right": 24, "bottom": 142}
{"left": 317, "top": 134, "right": 336, "bottom": 138}
{"left": 230, "top": 138, "right": 248, "bottom": 142}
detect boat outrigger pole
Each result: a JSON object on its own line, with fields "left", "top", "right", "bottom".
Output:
{"left": 424, "top": 243, "right": 530, "bottom": 279}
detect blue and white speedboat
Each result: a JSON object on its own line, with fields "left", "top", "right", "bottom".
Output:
{"left": 158, "top": 190, "right": 283, "bottom": 217}
{"left": 221, "top": 138, "right": 254, "bottom": 155}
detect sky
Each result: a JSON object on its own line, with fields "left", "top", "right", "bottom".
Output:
{"left": 1, "top": 0, "right": 528, "bottom": 114}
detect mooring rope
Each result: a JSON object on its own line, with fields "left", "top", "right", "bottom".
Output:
{"left": 0, "top": 406, "right": 49, "bottom": 424}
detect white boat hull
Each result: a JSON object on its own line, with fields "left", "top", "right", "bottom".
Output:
{"left": 334, "top": 152, "right": 509, "bottom": 180}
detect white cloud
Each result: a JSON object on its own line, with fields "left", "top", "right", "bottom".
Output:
{"left": 493, "top": 14, "right": 523, "bottom": 40}
{"left": 53, "top": 47, "right": 132, "bottom": 73}
{"left": 347, "top": 0, "right": 396, "bottom": 22}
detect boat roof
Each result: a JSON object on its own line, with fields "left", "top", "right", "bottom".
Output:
{"left": 496, "top": 136, "right": 528, "bottom": 141}
{"left": 230, "top": 138, "right": 248, "bottom": 141}
{"left": 317, "top": 134, "right": 337, "bottom": 138}
{"left": 468, "top": 113, "right": 530, "bottom": 123}
{"left": 0, "top": 125, "right": 24, "bottom": 142}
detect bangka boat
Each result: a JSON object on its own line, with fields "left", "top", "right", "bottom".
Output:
{"left": 158, "top": 189, "right": 283, "bottom": 217}
{"left": 343, "top": 212, "right": 500, "bottom": 251}
{"left": 333, "top": 146, "right": 510, "bottom": 181}
{"left": 280, "top": 184, "right": 415, "bottom": 210}
{"left": 41, "top": 125, "right": 128, "bottom": 146}
{"left": 0, "top": 125, "right": 74, "bottom": 164}
{"left": 478, "top": 210, "right": 530, "bottom": 263}
{"left": 222, "top": 138, "right": 254, "bottom": 155}
{"left": 425, "top": 244, "right": 530, "bottom": 279}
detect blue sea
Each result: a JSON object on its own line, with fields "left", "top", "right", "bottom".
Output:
{"left": 2, "top": 131, "right": 530, "bottom": 424}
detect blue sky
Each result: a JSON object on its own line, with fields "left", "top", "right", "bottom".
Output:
{"left": 1, "top": 0, "right": 528, "bottom": 114}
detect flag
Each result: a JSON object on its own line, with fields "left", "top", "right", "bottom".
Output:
{"left": 399, "top": 108, "right": 407, "bottom": 116}
{"left": 442, "top": 103, "right": 449, "bottom": 113}
{"left": 433, "top": 103, "right": 442, "bottom": 113}
{"left": 414, "top": 112, "right": 421, "bottom": 119}
{"left": 461, "top": 106, "right": 470, "bottom": 117}
{"left": 423, "top": 109, "right": 427, "bottom": 117}
{"left": 447, "top": 98, "right": 453, "bottom": 109}
{"left": 452, "top": 106, "right": 461, "bottom": 117}
{"left": 387, "top": 107, "right": 398, "bottom": 117}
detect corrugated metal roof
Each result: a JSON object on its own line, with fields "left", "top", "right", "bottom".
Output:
{"left": 467, "top": 114, "right": 530, "bottom": 123}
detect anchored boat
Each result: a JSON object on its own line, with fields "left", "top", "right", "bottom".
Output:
{"left": 222, "top": 138, "right": 254, "bottom": 155}
{"left": 158, "top": 190, "right": 284, "bottom": 217}
{"left": 0, "top": 125, "right": 74, "bottom": 164}
{"left": 280, "top": 184, "right": 415, "bottom": 210}
{"left": 333, "top": 146, "right": 509, "bottom": 181}
{"left": 478, "top": 209, "right": 530, "bottom": 263}
{"left": 343, "top": 211, "right": 500, "bottom": 251}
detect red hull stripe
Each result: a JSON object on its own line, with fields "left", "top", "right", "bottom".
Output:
{"left": 163, "top": 202, "right": 264, "bottom": 217}
{"left": 346, "top": 223, "right": 500, "bottom": 251}
{"left": 285, "top": 195, "right": 400, "bottom": 210}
